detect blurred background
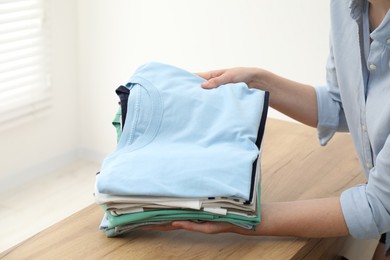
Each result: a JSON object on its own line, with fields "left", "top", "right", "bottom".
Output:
{"left": 1, "top": 0, "right": 344, "bottom": 255}
{"left": 0, "top": 0, "right": 330, "bottom": 189}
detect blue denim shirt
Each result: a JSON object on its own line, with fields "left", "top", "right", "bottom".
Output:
{"left": 315, "top": 0, "right": 390, "bottom": 250}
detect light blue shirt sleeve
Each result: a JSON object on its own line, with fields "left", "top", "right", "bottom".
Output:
{"left": 316, "top": 0, "right": 390, "bottom": 252}
{"left": 341, "top": 135, "right": 390, "bottom": 241}
{"left": 315, "top": 43, "right": 349, "bottom": 146}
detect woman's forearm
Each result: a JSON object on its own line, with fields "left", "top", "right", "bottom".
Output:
{"left": 235, "top": 197, "right": 349, "bottom": 238}
{"left": 198, "top": 67, "right": 318, "bottom": 127}
{"left": 249, "top": 69, "right": 318, "bottom": 128}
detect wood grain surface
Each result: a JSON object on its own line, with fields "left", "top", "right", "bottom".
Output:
{"left": 1, "top": 119, "right": 366, "bottom": 259}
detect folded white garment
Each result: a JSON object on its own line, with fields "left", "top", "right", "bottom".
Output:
{"left": 95, "top": 182, "right": 259, "bottom": 217}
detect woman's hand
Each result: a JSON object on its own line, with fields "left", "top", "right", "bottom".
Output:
{"left": 143, "top": 221, "right": 240, "bottom": 234}
{"left": 197, "top": 66, "right": 318, "bottom": 127}
{"left": 197, "top": 67, "right": 261, "bottom": 89}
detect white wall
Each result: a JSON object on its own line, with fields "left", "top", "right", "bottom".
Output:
{"left": 0, "top": 0, "right": 79, "bottom": 190}
{"left": 77, "top": 0, "right": 330, "bottom": 159}
{"left": 0, "top": 1, "right": 330, "bottom": 189}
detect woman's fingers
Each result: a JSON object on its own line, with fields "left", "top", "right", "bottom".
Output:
{"left": 196, "top": 70, "right": 228, "bottom": 89}
{"left": 171, "top": 221, "right": 233, "bottom": 234}
{"left": 142, "top": 224, "right": 181, "bottom": 231}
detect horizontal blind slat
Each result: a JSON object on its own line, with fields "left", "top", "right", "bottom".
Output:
{"left": 0, "top": 12, "right": 41, "bottom": 25}
{"left": 0, "top": 79, "right": 47, "bottom": 102}
{"left": 0, "top": 91, "right": 50, "bottom": 111}
{"left": 0, "top": 86, "right": 51, "bottom": 111}
{"left": 0, "top": 47, "right": 42, "bottom": 64}
{"left": 0, "top": 3, "right": 39, "bottom": 15}
{"left": 0, "top": 63, "right": 43, "bottom": 83}
{"left": 0, "top": 22, "right": 39, "bottom": 35}
{"left": 0, "top": 0, "right": 34, "bottom": 4}
{"left": 0, "top": 98, "right": 51, "bottom": 128}
{"left": 0, "top": 73, "right": 44, "bottom": 92}
{"left": 0, "top": 38, "right": 39, "bottom": 54}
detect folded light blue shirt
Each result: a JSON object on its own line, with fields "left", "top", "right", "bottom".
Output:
{"left": 316, "top": 0, "right": 390, "bottom": 251}
{"left": 97, "top": 62, "right": 267, "bottom": 201}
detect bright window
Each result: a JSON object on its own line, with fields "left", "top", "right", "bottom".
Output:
{"left": 0, "top": 0, "right": 50, "bottom": 130}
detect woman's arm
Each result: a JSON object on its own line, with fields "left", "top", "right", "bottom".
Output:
{"left": 198, "top": 68, "right": 318, "bottom": 127}
{"left": 144, "top": 68, "right": 348, "bottom": 238}
{"left": 171, "top": 69, "right": 346, "bottom": 237}
{"left": 255, "top": 198, "right": 348, "bottom": 237}
{"left": 147, "top": 198, "right": 349, "bottom": 238}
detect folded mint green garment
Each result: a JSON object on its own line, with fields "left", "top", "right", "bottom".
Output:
{"left": 103, "top": 186, "right": 260, "bottom": 231}
{"left": 112, "top": 107, "right": 122, "bottom": 142}
{"left": 104, "top": 220, "right": 254, "bottom": 237}
{"left": 108, "top": 209, "right": 259, "bottom": 227}
{"left": 105, "top": 221, "right": 172, "bottom": 237}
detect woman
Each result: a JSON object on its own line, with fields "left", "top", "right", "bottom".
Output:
{"left": 149, "top": 0, "right": 390, "bottom": 258}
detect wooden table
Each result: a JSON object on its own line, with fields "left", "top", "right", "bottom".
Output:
{"left": 1, "top": 119, "right": 366, "bottom": 259}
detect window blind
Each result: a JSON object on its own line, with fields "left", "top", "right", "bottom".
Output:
{"left": 0, "top": 0, "right": 50, "bottom": 130}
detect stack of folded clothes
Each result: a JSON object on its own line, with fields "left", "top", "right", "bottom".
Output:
{"left": 95, "top": 62, "right": 269, "bottom": 237}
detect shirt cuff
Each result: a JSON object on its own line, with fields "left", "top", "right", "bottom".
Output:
{"left": 340, "top": 185, "right": 380, "bottom": 239}
{"left": 315, "top": 85, "right": 340, "bottom": 146}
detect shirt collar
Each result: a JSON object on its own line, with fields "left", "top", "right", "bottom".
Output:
{"left": 349, "top": 0, "right": 367, "bottom": 20}
{"left": 370, "top": 7, "right": 390, "bottom": 42}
